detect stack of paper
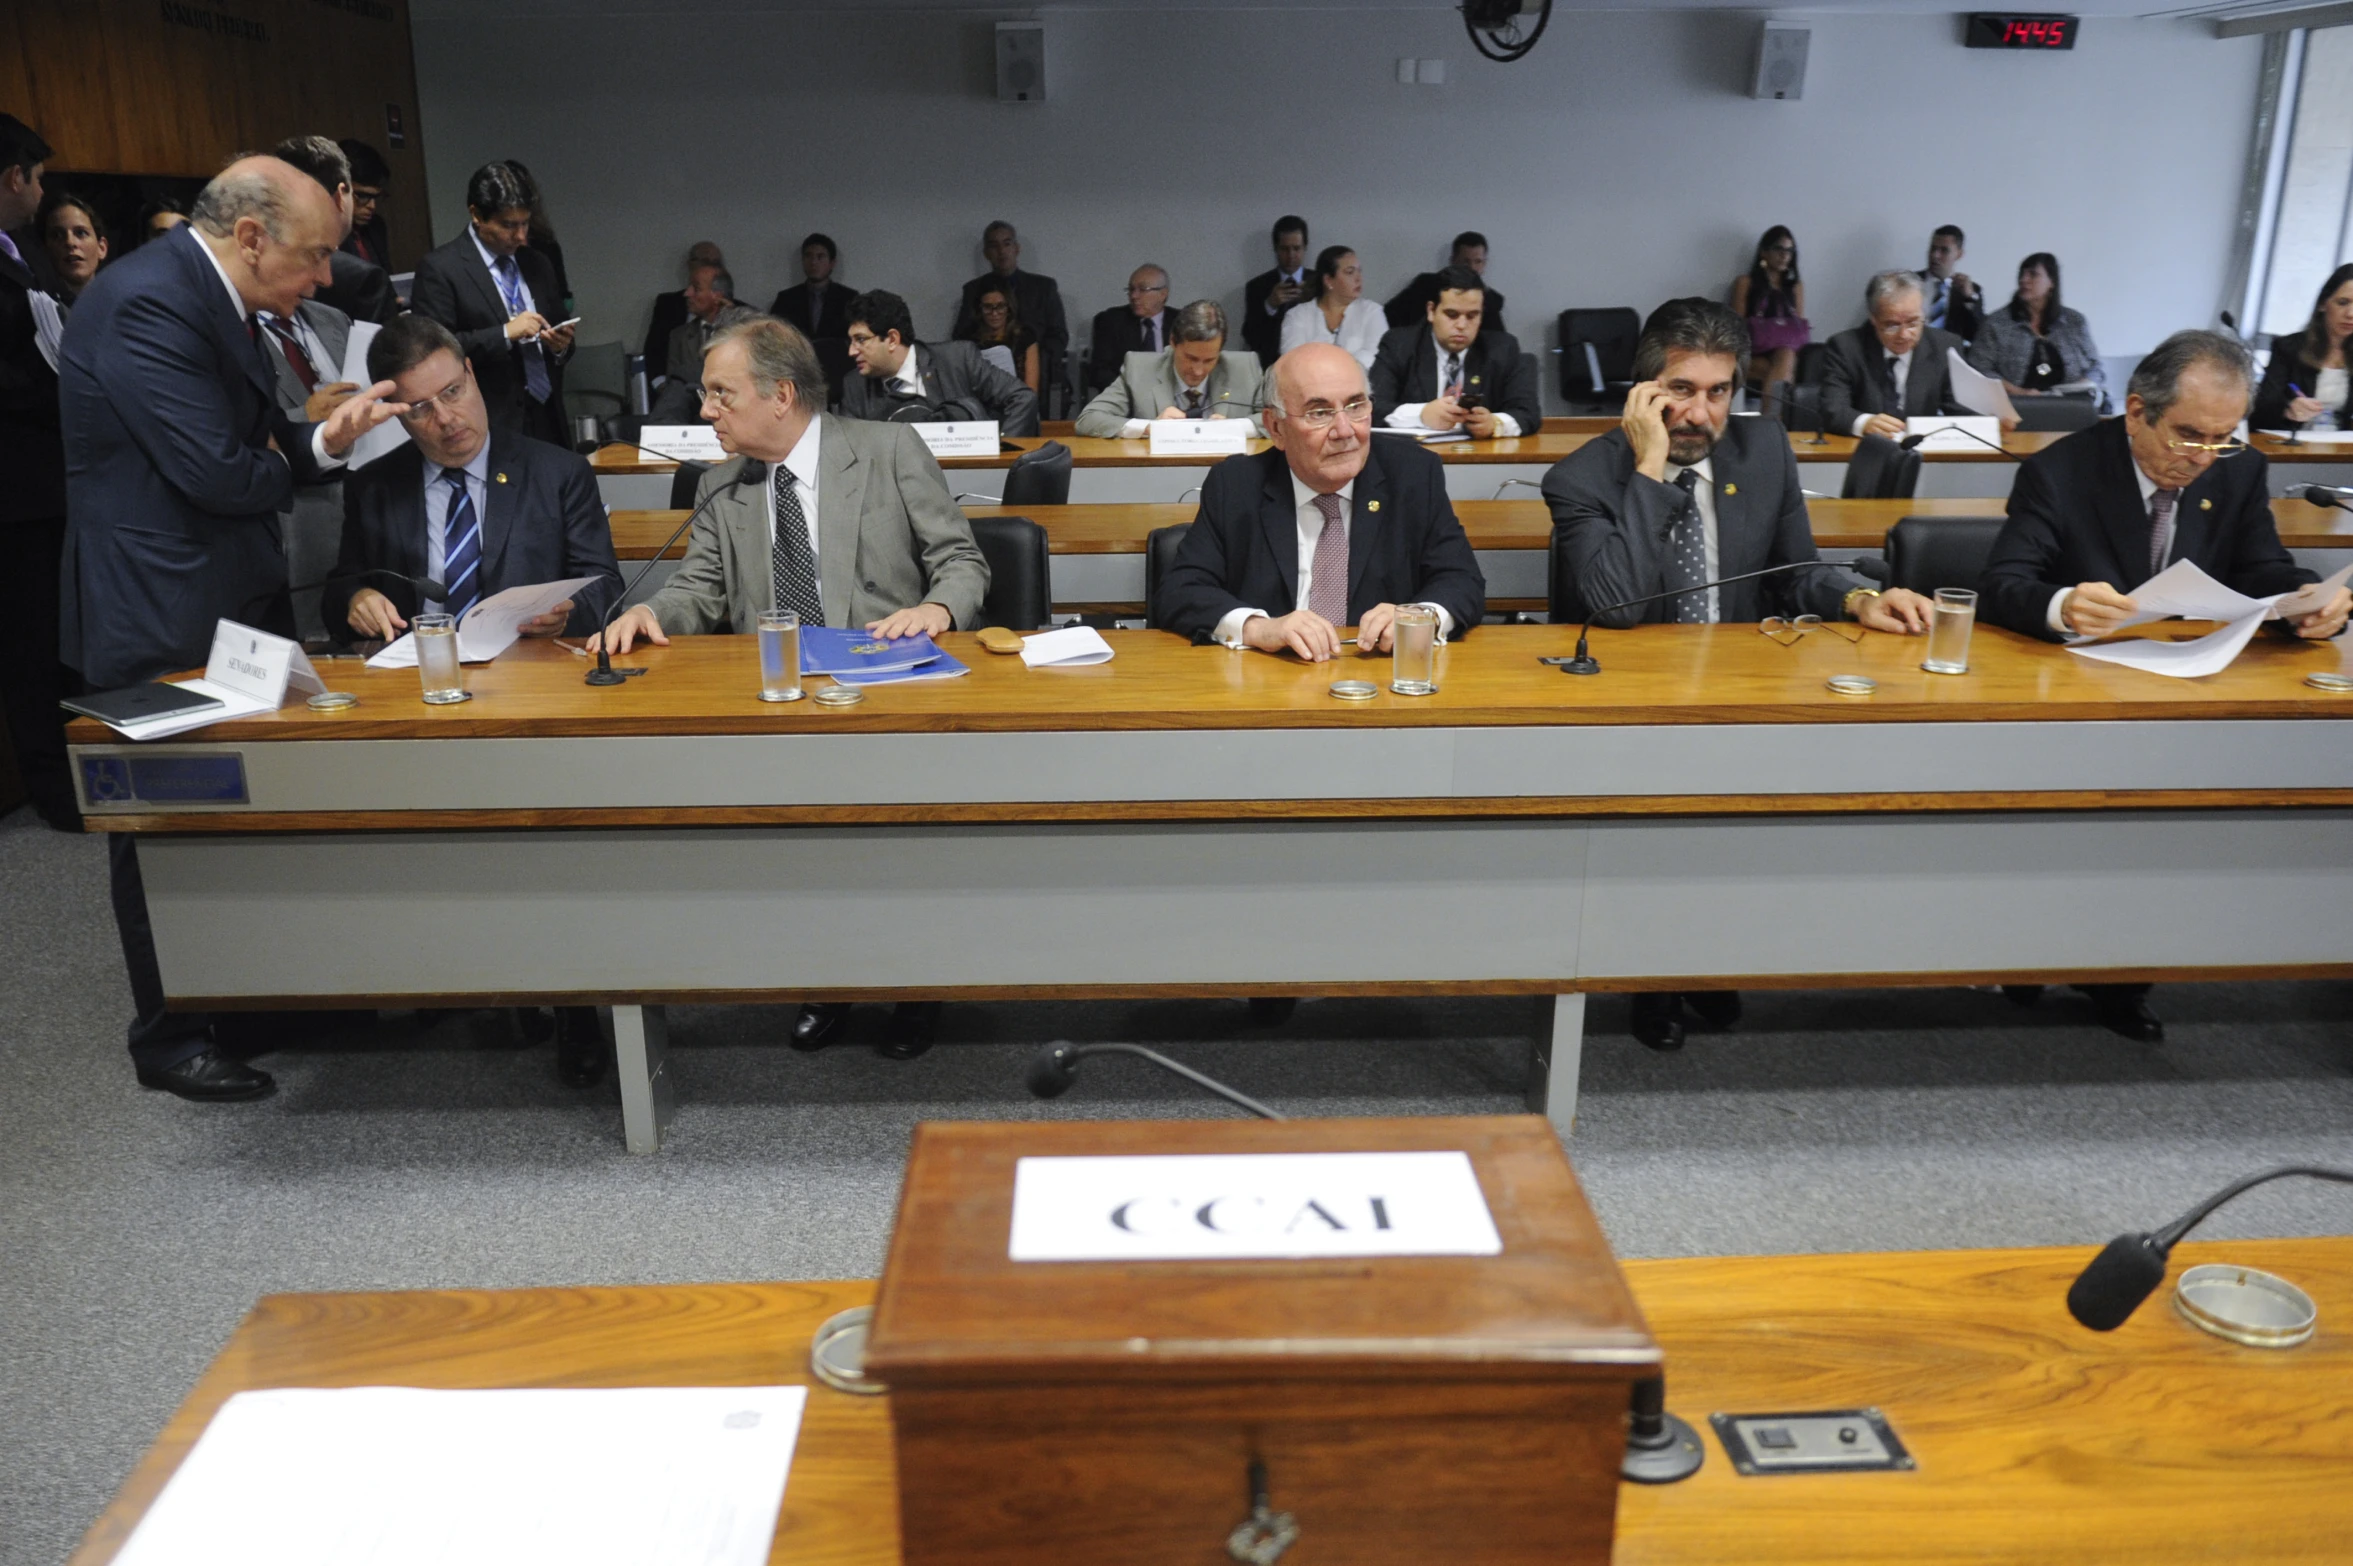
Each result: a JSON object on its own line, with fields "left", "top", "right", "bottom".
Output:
{"left": 2067, "top": 559, "right": 2352, "bottom": 678}
{"left": 1946, "top": 349, "right": 2019, "bottom": 423}
{"left": 1019, "top": 626, "right": 1115, "bottom": 667}
{"left": 368, "top": 578, "right": 604, "bottom": 668}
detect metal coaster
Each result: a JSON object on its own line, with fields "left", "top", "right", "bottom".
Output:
{"left": 419, "top": 690, "right": 473, "bottom": 705}
{"left": 757, "top": 688, "right": 807, "bottom": 704}
{"left": 813, "top": 685, "right": 865, "bottom": 708}
{"left": 1328, "top": 680, "right": 1378, "bottom": 701}
{"left": 305, "top": 691, "right": 359, "bottom": 711}
{"left": 2175, "top": 1264, "right": 2317, "bottom": 1349}
{"left": 810, "top": 1306, "right": 886, "bottom": 1395}
{"left": 2305, "top": 671, "right": 2353, "bottom": 692}
{"left": 1825, "top": 675, "right": 1877, "bottom": 696}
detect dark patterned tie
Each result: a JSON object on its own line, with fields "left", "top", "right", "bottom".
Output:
{"left": 492, "top": 255, "right": 552, "bottom": 403}
{"left": 1664, "top": 469, "right": 1709, "bottom": 623}
{"left": 1307, "top": 493, "right": 1348, "bottom": 625}
{"left": 1444, "top": 353, "right": 1464, "bottom": 399}
{"left": 1184, "top": 385, "right": 1204, "bottom": 418}
{"left": 2147, "top": 488, "right": 2182, "bottom": 579}
{"left": 261, "top": 314, "right": 319, "bottom": 392}
{"left": 770, "top": 466, "right": 826, "bottom": 625}
{"left": 1882, "top": 353, "right": 1904, "bottom": 414}
{"left": 441, "top": 468, "right": 483, "bottom": 621}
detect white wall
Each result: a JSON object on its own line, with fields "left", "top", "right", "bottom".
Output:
{"left": 411, "top": 7, "right": 2261, "bottom": 399}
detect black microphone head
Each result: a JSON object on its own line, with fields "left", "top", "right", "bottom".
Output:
{"left": 2067, "top": 1232, "right": 2171, "bottom": 1330}
{"left": 415, "top": 577, "right": 449, "bottom": 602}
{"left": 735, "top": 458, "right": 768, "bottom": 485}
{"left": 2304, "top": 485, "right": 2338, "bottom": 508}
{"left": 1898, "top": 433, "right": 1929, "bottom": 450}
{"left": 1025, "top": 1042, "right": 1081, "bottom": 1100}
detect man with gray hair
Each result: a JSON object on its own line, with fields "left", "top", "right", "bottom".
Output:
{"left": 649, "top": 260, "right": 755, "bottom": 422}
{"left": 1075, "top": 299, "right": 1267, "bottom": 437}
{"left": 1817, "top": 269, "right": 1983, "bottom": 439}
{"left": 1084, "top": 263, "right": 1178, "bottom": 394}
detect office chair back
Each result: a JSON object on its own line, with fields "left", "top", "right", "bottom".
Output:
{"left": 1557, "top": 308, "right": 1640, "bottom": 401}
{"left": 2013, "top": 396, "right": 2102, "bottom": 433}
{"left": 1887, "top": 516, "right": 2007, "bottom": 596}
{"left": 1001, "top": 440, "right": 1073, "bottom": 507}
{"left": 969, "top": 514, "right": 1052, "bottom": 630}
{"left": 1793, "top": 341, "right": 1829, "bottom": 386}
{"left": 1842, "top": 433, "right": 1922, "bottom": 500}
{"left": 668, "top": 460, "right": 712, "bottom": 511}
{"left": 561, "top": 339, "right": 626, "bottom": 423}
{"left": 1145, "top": 524, "right": 1190, "bottom": 630}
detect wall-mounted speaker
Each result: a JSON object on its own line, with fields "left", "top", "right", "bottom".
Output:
{"left": 1752, "top": 23, "right": 1809, "bottom": 101}
{"left": 996, "top": 22, "right": 1047, "bottom": 103}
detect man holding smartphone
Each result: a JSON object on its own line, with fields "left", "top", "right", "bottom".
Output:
{"left": 1368, "top": 265, "right": 1541, "bottom": 438}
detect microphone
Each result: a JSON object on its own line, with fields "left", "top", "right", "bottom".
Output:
{"left": 1553, "top": 560, "right": 1815, "bottom": 675}
{"left": 2065, "top": 1164, "right": 2353, "bottom": 1330}
{"left": 1900, "top": 424, "right": 2025, "bottom": 459}
{"left": 1620, "top": 1374, "right": 1704, "bottom": 1484}
{"left": 295, "top": 565, "right": 451, "bottom": 602}
{"left": 2302, "top": 484, "right": 2353, "bottom": 513}
{"left": 1024, "top": 1041, "right": 1286, "bottom": 1121}
{"left": 585, "top": 456, "right": 767, "bottom": 687}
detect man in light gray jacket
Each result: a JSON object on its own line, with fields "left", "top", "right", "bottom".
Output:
{"left": 1075, "top": 299, "right": 1266, "bottom": 438}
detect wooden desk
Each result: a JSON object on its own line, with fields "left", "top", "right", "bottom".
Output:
{"left": 69, "top": 1237, "right": 2353, "bottom": 1566}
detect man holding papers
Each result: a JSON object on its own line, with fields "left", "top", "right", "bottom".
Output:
{"left": 1818, "top": 271, "right": 1987, "bottom": 439}
{"left": 325, "top": 314, "right": 620, "bottom": 646}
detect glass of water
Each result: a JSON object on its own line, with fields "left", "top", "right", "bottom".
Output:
{"left": 414, "top": 613, "right": 466, "bottom": 704}
{"left": 1922, "top": 588, "right": 1977, "bottom": 675}
{"left": 1390, "top": 605, "right": 1440, "bottom": 696}
{"left": 758, "top": 609, "right": 803, "bottom": 702}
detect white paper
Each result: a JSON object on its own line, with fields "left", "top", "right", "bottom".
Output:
{"left": 638, "top": 425, "right": 727, "bottom": 462}
{"left": 30, "top": 288, "right": 64, "bottom": 370}
{"left": 2063, "top": 561, "right": 2351, "bottom": 680}
{"left": 910, "top": 420, "right": 1002, "bottom": 459}
{"left": 100, "top": 622, "right": 324, "bottom": 740}
{"left": 369, "top": 576, "right": 602, "bottom": 667}
{"left": 1904, "top": 415, "right": 2003, "bottom": 453}
{"left": 1019, "top": 625, "right": 1115, "bottom": 667}
{"left": 336, "top": 320, "right": 410, "bottom": 471}
{"left": 1008, "top": 1151, "right": 1503, "bottom": 1262}
{"left": 1372, "top": 426, "right": 1470, "bottom": 444}
{"left": 2273, "top": 563, "right": 2353, "bottom": 620}
{"left": 2255, "top": 428, "right": 2353, "bottom": 444}
{"left": 111, "top": 1385, "right": 807, "bottom": 1566}
{"left": 1945, "top": 348, "right": 2019, "bottom": 423}
{"left": 2068, "top": 611, "right": 2272, "bottom": 679}
{"left": 1147, "top": 419, "right": 1251, "bottom": 456}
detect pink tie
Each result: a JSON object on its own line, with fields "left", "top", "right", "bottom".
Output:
{"left": 1307, "top": 493, "right": 1349, "bottom": 625}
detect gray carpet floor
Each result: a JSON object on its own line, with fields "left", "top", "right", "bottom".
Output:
{"left": 1, "top": 804, "right": 2348, "bottom": 1563}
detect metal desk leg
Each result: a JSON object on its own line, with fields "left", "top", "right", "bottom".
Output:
{"left": 611, "top": 1004, "right": 673, "bottom": 1153}
{"left": 1526, "top": 993, "right": 1586, "bottom": 1139}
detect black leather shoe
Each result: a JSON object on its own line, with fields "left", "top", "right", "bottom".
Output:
{"left": 514, "top": 1007, "right": 557, "bottom": 1046}
{"left": 556, "top": 1010, "right": 607, "bottom": 1088}
{"left": 136, "top": 1049, "right": 276, "bottom": 1102}
{"left": 878, "top": 1001, "right": 939, "bottom": 1061}
{"left": 791, "top": 1003, "right": 849, "bottom": 1052}
{"left": 1685, "top": 990, "right": 1743, "bottom": 1030}
{"left": 1246, "top": 997, "right": 1298, "bottom": 1026}
{"left": 2002, "top": 984, "right": 2047, "bottom": 1008}
{"left": 1630, "top": 993, "right": 1686, "bottom": 1052}
{"left": 2089, "top": 992, "right": 2165, "bottom": 1044}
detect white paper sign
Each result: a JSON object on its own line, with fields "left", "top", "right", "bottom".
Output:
{"left": 1148, "top": 418, "right": 1252, "bottom": 456}
{"left": 638, "top": 424, "right": 727, "bottom": 462}
{"left": 1008, "top": 1151, "right": 1503, "bottom": 1262}
{"left": 1019, "top": 625, "right": 1115, "bottom": 667}
{"left": 1904, "top": 414, "right": 2004, "bottom": 453}
{"left": 102, "top": 621, "right": 325, "bottom": 741}
{"left": 910, "top": 420, "right": 1001, "bottom": 459}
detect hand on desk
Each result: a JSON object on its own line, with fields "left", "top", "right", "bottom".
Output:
{"left": 1354, "top": 603, "right": 1404, "bottom": 653}
{"left": 2288, "top": 394, "right": 2329, "bottom": 424}
{"left": 1855, "top": 587, "right": 1933, "bottom": 635}
{"left": 2060, "top": 582, "right": 2137, "bottom": 638}
{"left": 2286, "top": 584, "right": 2351, "bottom": 639}
{"left": 346, "top": 587, "right": 407, "bottom": 642}
{"left": 1243, "top": 608, "right": 1350, "bottom": 662}
{"left": 867, "top": 603, "right": 952, "bottom": 641}
{"left": 589, "top": 605, "right": 667, "bottom": 655}
{"left": 1859, "top": 413, "right": 1907, "bottom": 440}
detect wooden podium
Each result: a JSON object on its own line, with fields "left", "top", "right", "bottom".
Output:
{"left": 864, "top": 1115, "right": 1656, "bottom": 1565}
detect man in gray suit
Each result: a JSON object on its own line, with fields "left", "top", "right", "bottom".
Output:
{"left": 838, "top": 289, "right": 1039, "bottom": 435}
{"left": 255, "top": 293, "right": 367, "bottom": 638}
{"left": 648, "top": 261, "right": 756, "bottom": 423}
{"left": 1075, "top": 300, "right": 1266, "bottom": 437}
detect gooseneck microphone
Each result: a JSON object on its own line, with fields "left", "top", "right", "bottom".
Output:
{"left": 2302, "top": 484, "right": 2353, "bottom": 514}
{"left": 297, "top": 565, "right": 452, "bottom": 603}
{"left": 2065, "top": 1164, "right": 2353, "bottom": 1330}
{"left": 1025, "top": 1042, "right": 1286, "bottom": 1121}
{"left": 1621, "top": 1374, "right": 1704, "bottom": 1484}
{"left": 585, "top": 457, "right": 768, "bottom": 687}
{"left": 1554, "top": 560, "right": 1813, "bottom": 675}
{"left": 1900, "top": 423, "right": 2027, "bottom": 460}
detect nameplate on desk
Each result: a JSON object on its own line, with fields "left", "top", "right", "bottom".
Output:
{"left": 1148, "top": 419, "right": 1251, "bottom": 456}
{"left": 637, "top": 425, "right": 727, "bottom": 462}
{"left": 1008, "top": 1151, "right": 1502, "bottom": 1262}
{"left": 79, "top": 752, "right": 248, "bottom": 808}
{"left": 911, "top": 421, "right": 1002, "bottom": 459}
{"left": 1904, "top": 415, "right": 2004, "bottom": 453}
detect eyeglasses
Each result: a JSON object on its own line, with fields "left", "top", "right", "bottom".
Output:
{"left": 1759, "top": 615, "right": 1862, "bottom": 647}
{"left": 395, "top": 376, "right": 469, "bottom": 424}
{"left": 2162, "top": 433, "right": 2248, "bottom": 458}
{"left": 1284, "top": 397, "right": 1373, "bottom": 430}
{"left": 1127, "top": 283, "right": 1169, "bottom": 295}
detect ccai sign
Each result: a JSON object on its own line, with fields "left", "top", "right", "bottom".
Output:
{"left": 1007, "top": 1151, "right": 1503, "bottom": 1262}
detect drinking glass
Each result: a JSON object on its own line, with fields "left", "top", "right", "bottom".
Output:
{"left": 414, "top": 613, "right": 465, "bottom": 704}
{"left": 758, "top": 610, "right": 803, "bottom": 702}
{"left": 1390, "top": 605, "right": 1440, "bottom": 696}
{"left": 1922, "top": 588, "right": 1976, "bottom": 675}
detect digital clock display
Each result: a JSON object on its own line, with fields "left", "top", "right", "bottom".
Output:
{"left": 1966, "top": 14, "right": 2078, "bottom": 50}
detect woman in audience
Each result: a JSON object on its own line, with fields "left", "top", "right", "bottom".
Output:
{"left": 1280, "top": 245, "right": 1385, "bottom": 369}
{"left": 2254, "top": 264, "right": 2353, "bottom": 431}
{"left": 1731, "top": 225, "right": 1807, "bottom": 392}
{"left": 964, "top": 282, "right": 1040, "bottom": 391}
{"left": 37, "top": 190, "right": 107, "bottom": 305}
{"left": 137, "top": 196, "right": 187, "bottom": 244}
{"left": 1967, "top": 252, "right": 2110, "bottom": 412}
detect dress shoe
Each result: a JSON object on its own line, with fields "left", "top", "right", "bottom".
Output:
{"left": 555, "top": 1009, "right": 607, "bottom": 1088}
{"left": 2086, "top": 990, "right": 2165, "bottom": 1044}
{"left": 878, "top": 1001, "right": 939, "bottom": 1061}
{"left": 1629, "top": 993, "right": 1686, "bottom": 1052}
{"left": 1246, "top": 997, "right": 1298, "bottom": 1026}
{"left": 136, "top": 1049, "right": 276, "bottom": 1102}
{"left": 514, "top": 1007, "right": 557, "bottom": 1046}
{"left": 791, "top": 1003, "right": 850, "bottom": 1052}
{"left": 2001, "top": 984, "right": 2047, "bottom": 1008}
{"left": 1684, "top": 990, "right": 1743, "bottom": 1030}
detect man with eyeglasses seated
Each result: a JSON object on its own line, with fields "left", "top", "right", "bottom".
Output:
{"left": 1084, "top": 264, "right": 1179, "bottom": 396}
{"left": 1158, "top": 342, "right": 1484, "bottom": 662}
{"left": 1543, "top": 298, "right": 1934, "bottom": 1053}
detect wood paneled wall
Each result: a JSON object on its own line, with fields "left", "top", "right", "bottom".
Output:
{"left": 1, "top": 0, "right": 433, "bottom": 269}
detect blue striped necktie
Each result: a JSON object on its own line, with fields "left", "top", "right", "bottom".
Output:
{"left": 493, "top": 256, "right": 552, "bottom": 403}
{"left": 441, "top": 468, "right": 482, "bottom": 621}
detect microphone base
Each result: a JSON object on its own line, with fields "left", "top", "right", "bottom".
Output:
{"left": 1622, "top": 1412, "right": 1705, "bottom": 1484}
{"left": 1557, "top": 655, "right": 1602, "bottom": 676}
{"left": 584, "top": 667, "right": 630, "bottom": 687}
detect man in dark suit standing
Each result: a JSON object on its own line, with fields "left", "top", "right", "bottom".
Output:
{"left": 950, "top": 220, "right": 1068, "bottom": 399}
{"left": 1160, "top": 342, "right": 1484, "bottom": 657}
{"left": 840, "top": 290, "right": 1039, "bottom": 435}
{"left": 1818, "top": 270, "right": 1979, "bottom": 439}
{"left": 1242, "top": 215, "right": 1311, "bottom": 367}
{"left": 272, "top": 136, "right": 396, "bottom": 325}
{"left": 412, "top": 162, "right": 575, "bottom": 446}
{"left": 1369, "top": 265, "right": 1542, "bottom": 438}
{"left": 1384, "top": 231, "right": 1508, "bottom": 336}
{"left": 58, "top": 155, "right": 403, "bottom": 1100}
{"left": 1084, "top": 264, "right": 1178, "bottom": 394}
{"left": 769, "top": 232, "right": 853, "bottom": 404}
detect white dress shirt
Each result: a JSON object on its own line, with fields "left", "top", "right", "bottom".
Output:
{"left": 1384, "top": 338, "right": 1523, "bottom": 438}
{"left": 1850, "top": 346, "right": 1913, "bottom": 436}
{"left": 1663, "top": 457, "right": 1721, "bottom": 622}
{"left": 883, "top": 343, "right": 924, "bottom": 400}
{"left": 421, "top": 442, "right": 494, "bottom": 613}
{"left": 2047, "top": 460, "right": 2160, "bottom": 633}
{"left": 1213, "top": 473, "right": 1454, "bottom": 645}
{"left": 763, "top": 416, "right": 826, "bottom": 613}
{"left": 186, "top": 225, "right": 342, "bottom": 473}
{"left": 1279, "top": 296, "right": 1386, "bottom": 370}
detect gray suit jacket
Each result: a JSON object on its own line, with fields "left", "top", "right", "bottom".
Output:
{"left": 264, "top": 300, "right": 352, "bottom": 413}
{"left": 836, "top": 340, "right": 1039, "bottom": 435}
{"left": 265, "top": 300, "right": 355, "bottom": 640}
{"left": 1075, "top": 350, "right": 1267, "bottom": 437}
{"left": 641, "top": 414, "right": 990, "bottom": 634}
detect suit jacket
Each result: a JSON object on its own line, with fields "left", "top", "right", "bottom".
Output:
{"left": 836, "top": 340, "right": 1039, "bottom": 435}
{"left": 642, "top": 288, "right": 689, "bottom": 375}
{"left": 1242, "top": 268, "right": 1307, "bottom": 365}
{"left": 769, "top": 280, "right": 855, "bottom": 343}
{"left": 314, "top": 248, "right": 397, "bottom": 326}
{"left": 262, "top": 300, "right": 358, "bottom": 641}
{"left": 1542, "top": 420, "right": 1859, "bottom": 626}
{"left": 0, "top": 236, "right": 65, "bottom": 524}
{"left": 2251, "top": 328, "right": 2353, "bottom": 431}
{"left": 322, "top": 430, "right": 622, "bottom": 643}
{"left": 262, "top": 300, "right": 354, "bottom": 416}
{"left": 1085, "top": 305, "right": 1180, "bottom": 393}
{"left": 57, "top": 223, "right": 329, "bottom": 686}
{"left": 410, "top": 232, "right": 570, "bottom": 435}
{"left": 1159, "top": 440, "right": 1485, "bottom": 641}
{"left": 1817, "top": 324, "right": 1969, "bottom": 432}
{"left": 951, "top": 270, "right": 1068, "bottom": 377}
{"left": 1382, "top": 271, "right": 1507, "bottom": 336}
{"left": 1923, "top": 273, "right": 1983, "bottom": 342}
{"left": 1075, "top": 350, "right": 1266, "bottom": 438}
{"left": 1368, "top": 325, "right": 1544, "bottom": 436}
{"left": 641, "top": 414, "right": 990, "bottom": 634}
{"left": 1982, "top": 418, "right": 2314, "bottom": 642}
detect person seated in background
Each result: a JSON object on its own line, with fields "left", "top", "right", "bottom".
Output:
{"left": 950, "top": 220, "right": 1067, "bottom": 398}
{"left": 411, "top": 162, "right": 575, "bottom": 445}
{"left": 1159, "top": 341, "right": 1484, "bottom": 658}
{"left": 1085, "top": 264, "right": 1176, "bottom": 394}
{"left": 36, "top": 190, "right": 104, "bottom": 304}
{"left": 962, "top": 281, "right": 1039, "bottom": 392}
{"left": 645, "top": 240, "right": 723, "bottom": 382}
{"left": 1384, "top": 230, "right": 1507, "bottom": 335}
{"left": 272, "top": 135, "right": 396, "bottom": 325}
{"left": 1279, "top": 245, "right": 1386, "bottom": 370}
{"left": 1980, "top": 330, "right": 2345, "bottom": 1044}
{"left": 1369, "top": 263, "right": 1541, "bottom": 438}
{"left": 1731, "top": 225, "right": 1807, "bottom": 395}
{"left": 253, "top": 280, "right": 365, "bottom": 642}
{"left": 1922, "top": 224, "right": 1982, "bottom": 341}
{"left": 838, "top": 289, "right": 1039, "bottom": 435}
{"left": 137, "top": 197, "right": 187, "bottom": 245}
{"left": 1818, "top": 270, "right": 1996, "bottom": 439}
{"left": 2252, "top": 265, "right": 2353, "bottom": 432}
{"left": 1076, "top": 299, "right": 1266, "bottom": 437}
{"left": 590, "top": 317, "right": 987, "bottom": 1063}
{"left": 1243, "top": 214, "right": 1311, "bottom": 367}
{"left": 1966, "top": 252, "right": 2110, "bottom": 412}
{"left": 649, "top": 262, "right": 756, "bottom": 421}
{"left": 1542, "top": 299, "right": 1932, "bottom": 1053}
{"left": 337, "top": 138, "right": 392, "bottom": 265}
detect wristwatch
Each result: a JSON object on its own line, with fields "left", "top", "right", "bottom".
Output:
{"left": 1842, "top": 587, "right": 1881, "bottom": 619}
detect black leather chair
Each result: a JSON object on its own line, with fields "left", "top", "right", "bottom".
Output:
{"left": 1145, "top": 524, "right": 1190, "bottom": 630}
{"left": 1001, "top": 440, "right": 1073, "bottom": 506}
{"left": 968, "top": 514, "right": 1051, "bottom": 630}
{"left": 2013, "top": 395, "right": 2102, "bottom": 433}
{"left": 1793, "top": 341, "right": 1829, "bottom": 387}
{"left": 667, "top": 460, "right": 711, "bottom": 511}
{"left": 1842, "top": 433, "right": 1922, "bottom": 500}
{"left": 1887, "top": 516, "right": 2007, "bottom": 596}
{"left": 1546, "top": 529, "right": 1578, "bottom": 625}
{"left": 1556, "top": 308, "right": 1640, "bottom": 409}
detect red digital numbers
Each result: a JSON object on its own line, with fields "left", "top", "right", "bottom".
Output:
{"left": 2000, "top": 17, "right": 2071, "bottom": 47}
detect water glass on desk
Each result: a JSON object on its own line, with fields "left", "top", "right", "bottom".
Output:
{"left": 1391, "top": 605, "right": 1440, "bottom": 696}
{"left": 758, "top": 610, "right": 803, "bottom": 702}
{"left": 1923, "top": 589, "right": 1976, "bottom": 675}
{"left": 414, "top": 613, "right": 466, "bottom": 704}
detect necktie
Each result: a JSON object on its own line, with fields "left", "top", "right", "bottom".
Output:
{"left": 1147, "top": 315, "right": 1161, "bottom": 352}
{"left": 441, "top": 468, "right": 483, "bottom": 621}
{"left": 0, "top": 231, "right": 20, "bottom": 267}
{"left": 1929, "top": 278, "right": 1947, "bottom": 329}
{"left": 493, "top": 256, "right": 552, "bottom": 403}
{"left": 809, "top": 285, "right": 824, "bottom": 334}
{"left": 1307, "top": 493, "right": 1349, "bottom": 625}
{"left": 1882, "top": 353, "right": 1904, "bottom": 414}
{"left": 1184, "top": 386, "right": 1204, "bottom": 418}
{"left": 261, "top": 314, "right": 319, "bottom": 393}
{"left": 2148, "top": 488, "right": 2182, "bottom": 578}
{"left": 770, "top": 466, "right": 825, "bottom": 625}
{"left": 1664, "top": 469, "right": 1709, "bottom": 623}
{"left": 1444, "top": 353, "right": 1464, "bottom": 398}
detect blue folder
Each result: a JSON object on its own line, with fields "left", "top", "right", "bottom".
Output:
{"left": 798, "top": 625, "right": 943, "bottom": 676}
